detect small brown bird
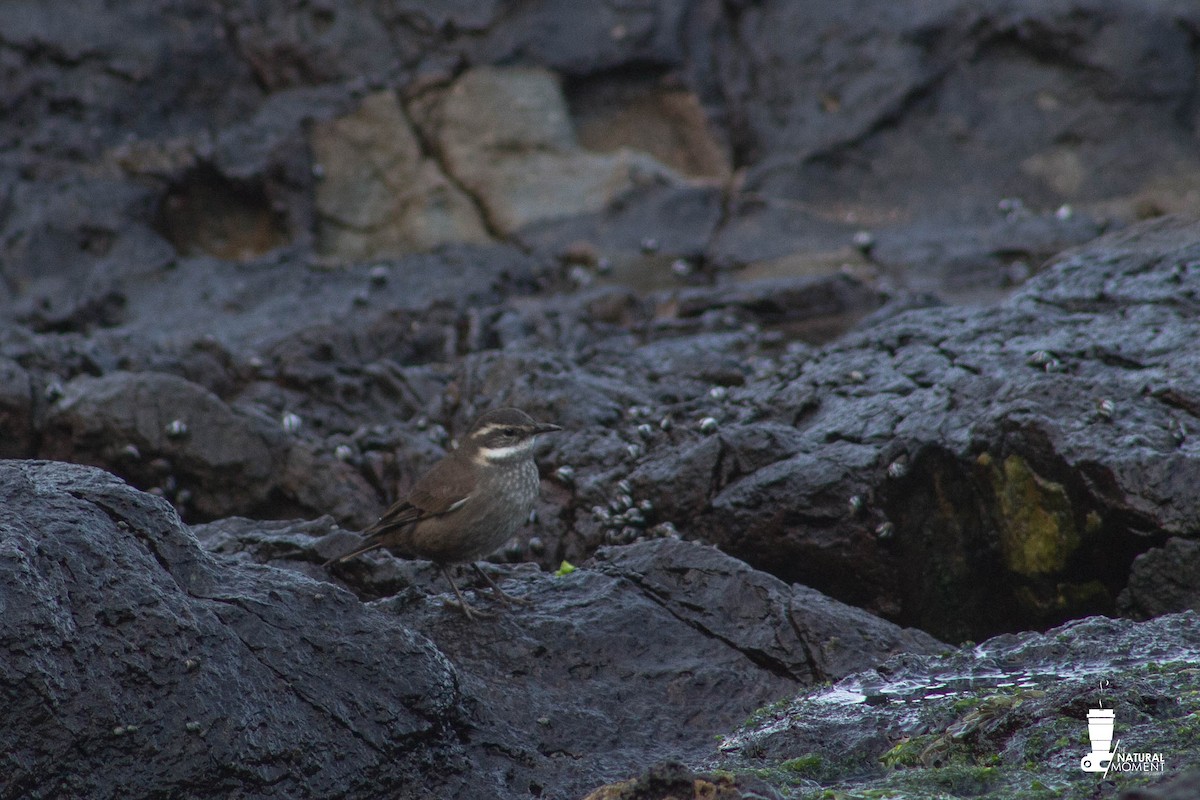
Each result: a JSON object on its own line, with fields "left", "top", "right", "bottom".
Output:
{"left": 327, "top": 407, "right": 561, "bottom": 619}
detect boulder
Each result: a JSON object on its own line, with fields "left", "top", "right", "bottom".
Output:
{"left": 0, "top": 460, "right": 459, "bottom": 799}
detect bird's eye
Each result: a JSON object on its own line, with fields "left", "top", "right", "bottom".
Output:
{"left": 502, "top": 427, "right": 517, "bottom": 436}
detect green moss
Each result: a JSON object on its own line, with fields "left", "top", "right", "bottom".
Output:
{"left": 868, "top": 763, "right": 1003, "bottom": 798}
{"left": 880, "top": 736, "right": 937, "bottom": 769}
{"left": 781, "top": 754, "right": 824, "bottom": 775}
{"left": 739, "top": 660, "right": 1200, "bottom": 800}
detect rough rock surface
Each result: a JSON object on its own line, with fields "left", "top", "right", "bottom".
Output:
{"left": 0, "top": 460, "right": 459, "bottom": 799}
{"left": 1118, "top": 538, "right": 1200, "bottom": 620}
{"left": 5, "top": 1, "right": 1200, "bottom": 797}
{"left": 1122, "top": 771, "right": 1200, "bottom": 800}
{"left": 5, "top": 0, "right": 1197, "bottom": 292}
{"left": 311, "top": 90, "right": 492, "bottom": 258}
{"left": 644, "top": 217, "right": 1200, "bottom": 641}
{"left": 3, "top": 218, "right": 1200, "bottom": 646}
{"left": 423, "top": 66, "right": 679, "bottom": 236}
{"left": 711, "top": 612, "right": 1200, "bottom": 799}
{"left": 1, "top": 460, "right": 941, "bottom": 800}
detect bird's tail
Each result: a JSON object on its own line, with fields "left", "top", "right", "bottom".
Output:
{"left": 322, "top": 518, "right": 418, "bottom": 568}
{"left": 321, "top": 537, "right": 383, "bottom": 568}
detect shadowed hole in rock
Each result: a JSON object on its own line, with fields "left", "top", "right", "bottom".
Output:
{"left": 882, "top": 445, "right": 1163, "bottom": 643}
{"left": 156, "top": 164, "right": 289, "bottom": 261}
{"left": 564, "top": 63, "right": 732, "bottom": 181}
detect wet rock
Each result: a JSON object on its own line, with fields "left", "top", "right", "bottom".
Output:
{"left": 866, "top": 209, "right": 1107, "bottom": 302}
{"left": 671, "top": 273, "right": 884, "bottom": 338}
{"left": 7, "top": 211, "right": 1198, "bottom": 646}
{"left": 1, "top": 462, "right": 941, "bottom": 800}
{"left": 650, "top": 218, "right": 1200, "bottom": 641}
{"left": 37, "top": 370, "right": 378, "bottom": 523}
{"left": 4, "top": 180, "right": 174, "bottom": 333}
{"left": 7, "top": 0, "right": 1200, "bottom": 309}
{"left": 5, "top": 4, "right": 1200, "bottom": 794}
{"left": 463, "top": 1, "right": 691, "bottom": 78}
{"left": 310, "top": 90, "right": 491, "bottom": 259}
{"left": 370, "top": 537, "right": 942, "bottom": 799}
{"left": 1118, "top": 538, "right": 1200, "bottom": 620}
{"left": 517, "top": 183, "right": 725, "bottom": 291}
{"left": 706, "top": 0, "right": 1200, "bottom": 296}
{"left": 39, "top": 371, "right": 279, "bottom": 519}
{"left": 0, "top": 460, "right": 460, "bottom": 799}
{"left": 711, "top": 612, "right": 1200, "bottom": 798}
{"left": 590, "top": 539, "right": 944, "bottom": 683}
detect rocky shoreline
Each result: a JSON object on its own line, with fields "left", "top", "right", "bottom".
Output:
{"left": 4, "top": 2, "right": 1200, "bottom": 798}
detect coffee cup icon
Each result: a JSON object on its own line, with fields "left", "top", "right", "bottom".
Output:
{"left": 1080, "top": 708, "right": 1116, "bottom": 773}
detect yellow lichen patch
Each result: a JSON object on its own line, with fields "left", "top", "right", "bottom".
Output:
{"left": 580, "top": 780, "right": 634, "bottom": 800}
{"left": 989, "top": 454, "right": 1079, "bottom": 576}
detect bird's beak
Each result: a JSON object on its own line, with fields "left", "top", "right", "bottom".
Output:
{"left": 534, "top": 423, "right": 563, "bottom": 435}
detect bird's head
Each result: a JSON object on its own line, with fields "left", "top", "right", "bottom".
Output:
{"left": 463, "top": 407, "right": 562, "bottom": 463}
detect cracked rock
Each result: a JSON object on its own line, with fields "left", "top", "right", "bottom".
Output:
{"left": 311, "top": 90, "right": 492, "bottom": 259}
{"left": 424, "top": 66, "right": 680, "bottom": 235}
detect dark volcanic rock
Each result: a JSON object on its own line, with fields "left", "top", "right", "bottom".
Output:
{"left": 0, "top": 460, "right": 459, "bottom": 799}
{"left": 1118, "top": 538, "right": 1200, "bottom": 620}
{"left": 8, "top": 0, "right": 1198, "bottom": 311}
{"left": 590, "top": 539, "right": 943, "bottom": 684}
{"left": 613, "top": 217, "right": 1200, "bottom": 641}
{"left": 40, "top": 371, "right": 281, "bottom": 517}
{"left": 706, "top": 0, "right": 1200, "bottom": 294}
{"left": 200, "top": 518, "right": 945, "bottom": 797}
{"left": 372, "top": 537, "right": 943, "bottom": 799}
{"left": 2, "top": 461, "right": 942, "bottom": 800}
{"left": 6, "top": 2, "right": 1200, "bottom": 798}
{"left": 37, "top": 369, "right": 378, "bottom": 523}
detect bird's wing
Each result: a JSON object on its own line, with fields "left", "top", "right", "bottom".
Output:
{"left": 406, "top": 450, "right": 477, "bottom": 516}
{"left": 327, "top": 451, "right": 477, "bottom": 565}
{"left": 361, "top": 451, "right": 476, "bottom": 538}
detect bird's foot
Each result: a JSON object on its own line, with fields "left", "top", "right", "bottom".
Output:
{"left": 441, "top": 564, "right": 497, "bottom": 621}
{"left": 447, "top": 598, "right": 495, "bottom": 620}
{"left": 472, "top": 564, "right": 533, "bottom": 607}
{"left": 490, "top": 586, "right": 534, "bottom": 607}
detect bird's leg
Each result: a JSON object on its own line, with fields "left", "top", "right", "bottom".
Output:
{"left": 472, "top": 563, "right": 533, "bottom": 606}
{"left": 440, "top": 565, "right": 491, "bottom": 620}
